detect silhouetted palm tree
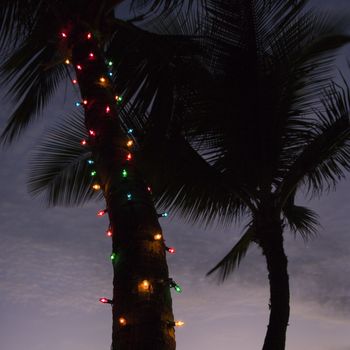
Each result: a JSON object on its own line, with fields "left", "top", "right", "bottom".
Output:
{"left": 0, "top": 1, "right": 204, "bottom": 349}
{"left": 137, "top": 1, "right": 350, "bottom": 349}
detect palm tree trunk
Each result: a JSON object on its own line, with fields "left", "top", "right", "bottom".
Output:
{"left": 71, "top": 28, "right": 176, "bottom": 350}
{"left": 257, "top": 211, "right": 290, "bottom": 350}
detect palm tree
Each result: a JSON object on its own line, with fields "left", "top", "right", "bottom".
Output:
{"left": 131, "top": 1, "right": 350, "bottom": 349}
{"left": 0, "top": 1, "right": 204, "bottom": 348}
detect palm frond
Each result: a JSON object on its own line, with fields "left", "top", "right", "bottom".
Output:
{"left": 27, "top": 112, "right": 101, "bottom": 207}
{"left": 279, "top": 82, "right": 350, "bottom": 203}
{"left": 283, "top": 203, "right": 319, "bottom": 241}
{"left": 137, "top": 132, "right": 252, "bottom": 228}
{"left": 206, "top": 225, "right": 255, "bottom": 282}
{"left": 0, "top": 35, "right": 68, "bottom": 146}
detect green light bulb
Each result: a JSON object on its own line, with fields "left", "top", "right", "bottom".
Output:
{"left": 91, "top": 170, "right": 97, "bottom": 176}
{"left": 110, "top": 252, "right": 117, "bottom": 261}
{"left": 122, "top": 169, "right": 128, "bottom": 178}
{"left": 174, "top": 284, "right": 182, "bottom": 293}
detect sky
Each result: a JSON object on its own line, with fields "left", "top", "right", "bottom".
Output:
{"left": 1, "top": 1, "right": 350, "bottom": 350}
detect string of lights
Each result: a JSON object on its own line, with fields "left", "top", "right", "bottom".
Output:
{"left": 60, "top": 27, "right": 183, "bottom": 333}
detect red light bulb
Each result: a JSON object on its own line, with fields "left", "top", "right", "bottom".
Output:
{"left": 167, "top": 247, "right": 176, "bottom": 254}
{"left": 89, "top": 52, "right": 95, "bottom": 59}
{"left": 99, "top": 297, "right": 112, "bottom": 304}
{"left": 83, "top": 100, "right": 88, "bottom": 105}
{"left": 126, "top": 153, "right": 132, "bottom": 161}
{"left": 89, "top": 130, "right": 96, "bottom": 136}
{"left": 61, "top": 32, "right": 67, "bottom": 38}
{"left": 81, "top": 139, "right": 87, "bottom": 145}
{"left": 97, "top": 209, "right": 107, "bottom": 217}
{"left": 87, "top": 32, "right": 92, "bottom": 39}
{"left": 76, "top": 64, "right": 82, "bottom": 70}
{"left": 105, "top": 105, "right": 110, "bottom": 113}
{"left": 147, "top": 186, "right": 152, "bottom": 193}
{"left": 106, "top": 229, "right": 112, "bottom": 237}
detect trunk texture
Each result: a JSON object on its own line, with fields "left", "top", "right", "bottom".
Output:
{"left": 257, "top": 203, "right": 290, "bottom": 350}
{"left": 71, "top": 27, "right": 176, "bottom": 350}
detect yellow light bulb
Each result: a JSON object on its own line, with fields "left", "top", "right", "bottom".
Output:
{"left": 154, "top": 233, "right": 162, "bottom": 241}
{"left": 119, "top": 317, "right": 127, "bottom": 326}
{"left": 175, "top": 320, "right": 185, "bottom": 327}
{"left": 65, "top": 59, "right": 70, "bottom": 64}
{"left": 99, "top": 77, "right": 106, "bottom": 83}
{"left": 92, "top": 184, "right": 101, "bottom": 190}
{"left": 141, "top": 280, "right": 150, "bottom": 290}
{"left": 126, "top": 140, "right": 133, "bottom": 147}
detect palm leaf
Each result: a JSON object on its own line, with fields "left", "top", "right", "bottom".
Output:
{"left": 0, "top": 23, "right": 68, "bottom": 146}
{"left": 206, "top": 225, "right": 255, "bottom": 282}
{"left": 27, "top": 112, "right": 101, "bottom": 207}
{"left": 279, "top": 82, "right": 350, "bottom": 203}
{"left": 283, "top": 204, "right": 319, "bottom": 240}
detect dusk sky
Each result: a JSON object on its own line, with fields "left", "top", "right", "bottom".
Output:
{"left": 1, "top": 1, "right": 350, "bottom": 350}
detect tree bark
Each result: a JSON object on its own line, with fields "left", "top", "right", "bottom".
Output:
{"left": 257, "top": 206, "right": 290, "bottom": 350}
{"left": 71, "top": 27, "right": 176, "bottom": 350}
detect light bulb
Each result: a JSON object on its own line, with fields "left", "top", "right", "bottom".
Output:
{"left": 170, "top": 279, "right": 182, "bottom": 293}
{"left": 89, "top": 52, "right": 95, "bottom": 59}
{"left": 99, "top": 77, "right": 106, "bottom": 83}
{"left": 175, "top": 321, "right": 185, "bottom": 327}
{"left": 72, "top": 79, "right": 77, "bottom": 84}
{"left": 75, "top": 102, "right": 81, "bottom": 107}
{"left": 99, "top": 297, "right": 113, "bottom": 304}
{"left": 105, "top": 105, "right": 110, "bottom": 113}
{"left": 64, "top": 59, "right": 70, "bottom": 64}
{"left": 87, "top": 159, "right": 94, "bottom": 164}
{"left": 174, "top": 284, "right": 182, "bottom": 293}
{"left": 154, "top": 233, "right": 162, "bottom": 241}
{"left": 158, "top": 212, "right": 168, "bottom": 218}
{"left": 127, "top": 128, "right": 133, "bottom": 134}
{"left": 126, "top": 153, "right": 132, "bottom": 161}
{"left": 108, "top": 61, "right": 113, "bottom": 66}
{"left": 61, "top": 32, "right": 67, "bottom": 38}
{"left": 110, "top": 252, "right": 117, "bottom": 261}
{"left": 83, "top": 100, "right": 88, "bottom": 105}
{"left": 87, "top": 32, "right": 92, "bottom": 39}
{"left": 122, "top": 169, "right": 127, "bottom": 178}
{"left": 97, "top": 209, "right": 107, "bottom": 216}
{"left": 76, "top": 64, "right": 82, "bottom": 70}
{"left": 91, "top": 170, "right": 97, "bottom": 176}
{"left": 106, "top": 229, "right": 112, "bottom": 237}
{"left": 108, "top": 72, "right": 113, "bottom": 77}
{"left": 81, "top": 139, "right": 87, "bottom": 145}
{"left": 140, "top": 280, "right": 150, "bottom": 291}
{"left": 89, "top": 130, "right": 96, "bottom": 136}
{"left": 92, "top": 184, "right": 100, "bottom": 190}
{"left": 126, "top": 140, "right": 133, "bottom": 147}
{"left": 166, "top": 246, "right": 176, "bottom": 254}
{"left": 127, "top": 193, "right": 132, "bottom": 201}
{"left": 147, "top": 186, "right": 152, "bottom": 193}
{"left": 119, "top": 317, "right": 127, "bottom": 326}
